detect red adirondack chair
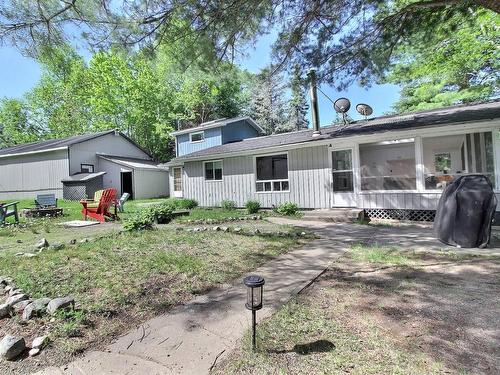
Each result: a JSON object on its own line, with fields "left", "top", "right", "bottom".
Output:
{"left": 80, "top": 188, "right": 118, "bottom": 222}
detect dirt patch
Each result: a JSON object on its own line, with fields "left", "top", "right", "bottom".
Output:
{"left": 318, "top": 256, "right": 500, "bottom": 374}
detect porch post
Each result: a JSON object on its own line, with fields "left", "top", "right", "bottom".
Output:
{"left": 415, "top": 136, "right": 424, "bottom": 192}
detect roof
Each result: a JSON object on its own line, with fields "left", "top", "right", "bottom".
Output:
{"left": 97, "top": 155, "right": 168, "bottom": 171}
{"left": 167, "top": 100, "right": 500, "bottom": 164}
{"left": 0, "top": 129, "right": 152, "bottom": 158}
{"left": 171, "top": 117, "right": 265, "bottom": 136}
{"left": 61, "top": 172, "right": 107, "bottom": 183}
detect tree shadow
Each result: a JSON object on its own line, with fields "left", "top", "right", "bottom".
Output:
{"left": 269, "top": 339, "right": 335, "bottom": 355}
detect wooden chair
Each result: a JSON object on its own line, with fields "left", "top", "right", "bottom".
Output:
{"left": 116, "top": 192, "right": 130, "bottom": 213}
{"left": 0, "top": 202, "right": 19, "bottom": 225}
{"left": 35, "top": 194, "right": 58, "bottom": 208}
{"left": 80, "top": 188, "right": 118, "bottom": 222}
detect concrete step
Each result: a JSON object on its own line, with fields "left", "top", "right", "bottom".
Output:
{"left": 301, "top": 209, "right": 364, "bottom": 223}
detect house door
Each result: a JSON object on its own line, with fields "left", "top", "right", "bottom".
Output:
{"left": 121, "top": 171, "right": 134, "bottom": 200}
{"left": 173, "top": 167, "right": 183, "bottom": 198}
{"left": 331, "top": 149, "right": 356, "bottom": 207}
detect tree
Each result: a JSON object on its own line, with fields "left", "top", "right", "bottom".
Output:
{"left": 250, "top": 66, "right": 290, "bottom": 135}
{"left": 0, "top": 98, "right": 45, "bottom": 148}
{"left": 287, "top": 66, "right": 309, "bottom": 131}
{"left": 385, "top": 9, "right": 499, "bottom": 112}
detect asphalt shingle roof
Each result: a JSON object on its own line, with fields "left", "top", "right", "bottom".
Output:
{"left": 169, "top": 100, "right": 500, "bottom": 163}
{"left": 0, "top": 130, "right": 117, "bottom": 156}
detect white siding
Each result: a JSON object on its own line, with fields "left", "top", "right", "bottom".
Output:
{"left": 0, "top": 149, "right": 69, "bottom": 199}
{"left": 134, "top": 169, "right": 169, "bottom": 199}
{"left": 69, "top": 133, "right": 150, "bottom": 175}
{"left": 179, "top": 145, "right": 331, "bottom": 208}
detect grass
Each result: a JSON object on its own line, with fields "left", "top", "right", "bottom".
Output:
{"left": 0, "top": 221, "right": 309, "bottom": 359}
{"left": 349, "top": 244, "right": 415, "bottom": 265}
{"left": 173, "top": 207, "right": 267, "bottom": 222}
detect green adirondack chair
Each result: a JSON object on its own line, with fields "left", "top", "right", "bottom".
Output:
{"left": 0, "top": 202, "right": 19, "bottom": 225}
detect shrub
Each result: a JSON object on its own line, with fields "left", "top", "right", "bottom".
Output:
{"left": 174, "top": 198, "right": 198, "bottom": 210}
{"left": 275, "top": 202, "right": 300, "bottom": 216}
{"left": 245, "top": 200, "right": 261, "bottom": 214}
{"left": 221, "top": 200, "right": 237, "bottom": 210}
{"left": 124, "top": 203, "right": 175, "bottom": 231}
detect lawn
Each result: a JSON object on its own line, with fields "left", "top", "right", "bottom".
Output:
{"left": 216, "top": 244, "right": 500, "bottom": 375}
{"left": 0, "top": 202, "right": 310, "bottom": 374}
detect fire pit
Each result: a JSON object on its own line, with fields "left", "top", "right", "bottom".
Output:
{"left": 22, "top": 207, "right": 63, "bottom": 218}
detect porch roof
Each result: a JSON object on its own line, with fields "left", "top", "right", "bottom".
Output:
{"left": 167, "top": 100, "right": 500, "bottom": 165}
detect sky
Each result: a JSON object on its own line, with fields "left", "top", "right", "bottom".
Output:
{"left": 0, "top": 33, "right": 400, "bottom": 127}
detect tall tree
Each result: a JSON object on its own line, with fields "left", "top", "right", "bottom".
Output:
{"left": 287, "top": 66, "right": 309, "bottom": 131}
{"left": 250, "top": 66, "right": 290, "bottom": 135}
{"left": 0, "top": 98, "right": 44, "bottom": 148}
{"left": 385, "top": 9, "right": 499, "bottom": 112}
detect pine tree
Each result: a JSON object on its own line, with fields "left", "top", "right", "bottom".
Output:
{"left": 287, "top": 66, "right": 309, "bottom": 131}
{"left": 250, "top": 66, "right": 289, "bottom": 135}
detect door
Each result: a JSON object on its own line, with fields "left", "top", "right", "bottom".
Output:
{"left": 173, "top": 167, "right": 183, "bottom": 198}
{"left": 331, "top": 149, "right": 356, "bottom": 207}
{"left": 121, "top": 171, "right": 134, "bottom": 200}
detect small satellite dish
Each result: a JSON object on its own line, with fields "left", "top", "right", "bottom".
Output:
{"left": 334, "top": 98, "right": 351, "bottom": 113}
{"left": 356, "top": 103, "right": 373, "bottom": 117}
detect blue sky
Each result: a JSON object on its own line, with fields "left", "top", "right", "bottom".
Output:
{"left": 0, "top": 34, "right": 400, "bottom": 126}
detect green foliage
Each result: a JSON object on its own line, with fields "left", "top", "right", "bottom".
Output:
{"left": 164, "top": 198, "right": 198, "bottom": 210}
{"left": 123, "top": 202, "right": 175, "bottom": 231}
{"left": 220, "top": 200, "right": 237, "bottom": 210}
{"left": 386, "top": 10, "right": 499, "bottom": 112}
{"left": 275, "top": 202, "right": 300, "bottom": 216}
{"left": 0, "top": 98, "right": 45, "bottom": 148}
{"left": 245, "top": 200, "right": 261, "bottom": 214}
{"left": 288, "top": 65, "right": 309, "bottom": 131}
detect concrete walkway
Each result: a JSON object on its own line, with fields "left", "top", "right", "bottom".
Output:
{"left": 34, "top": 224, "right": 348, "bottom": 375}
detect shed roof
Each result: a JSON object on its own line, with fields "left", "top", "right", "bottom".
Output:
{"left": 97, "top": 155, "right": 167, "bottom": 171}
{"left": 61, "top": 172, "right": 107, "bottom": 183}
{"left": 167, "top": 100, "right": 500, "bottom": 164}
{"left": 171, "top": 117, "right": 265, "bottom": 136}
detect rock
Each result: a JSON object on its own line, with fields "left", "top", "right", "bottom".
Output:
{"left": 0, "top": 303, "right": 12, "bottom": 319}
{"left": 69, "top": 239, "right": 77, "bottom": 245}
{"left": 193, "top": 228, "right": 201, "bottom": 232}
{"left": 23, "top": 253, "right": 37, "bottom": 258}
{"left": 175, "top": 227, "right": 183, "bottom": 231}
{"left": 257, "top": 215, "right": 262, "bottom": 220}
{"left": 16, "top": 239, "right": 23, "bottom": 243}
{"left": 49, "top": 243, "right": 65, "bottom": 251}
{"left": 46, "top": 296, "right": 75, "bottom": 315}
{"left": 12, "top": 300, "right": 31, "bottom": 313}
{"left": 22, "top": 298, "right": 51, "bottom": 320}
{"left": 0, "top": 335, "right": 26, "bottom": 360}
{"left": 254, "top": 229, "right": 261, "bottom": 234}
{"left": 36, "top": 238, "right": 49, "bottom": 249}
{"left": 233, "top": 227, "right": 242, "bottom": 233}
{"left": 32, "top": 335, "right": 49, "bottom": 349}
{"left": 0, "top": 276, "right": 8, "bottom": 286}
{"left": 28, "top": 348, "right": 40, "bottom": 357}
{"left": 9, "top": 288, "right": 23, "bottom": 297}
{"left": 221, "top": 226, "right": 229, "bottom": 232}
{"left": 6, "top": 294, "right": 28, "bottom": 306}
{"left": 212, "top": 226, "right": 221, "bottom": 231}
{"left": 300, "top": 231, "right": 306, "bottom": 236}
{"left": 185, "top": 228, "right": 193, "bottom": 232}
{"left": 4, "top": 285, "right": 13, "bottom": 293}
{"left": 79, "top": 238, "right": 89, "bottom": 243}
{"left": 15, "top": 252, "right": 24, "bottom": 256}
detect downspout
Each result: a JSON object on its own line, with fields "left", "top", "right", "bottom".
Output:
{"left": 308, "top": 69, "right": 321, "bottom": 137}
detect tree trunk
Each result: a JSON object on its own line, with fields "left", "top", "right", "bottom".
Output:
{"left": 473, "top": 0, "right": 500, "bottom": 13}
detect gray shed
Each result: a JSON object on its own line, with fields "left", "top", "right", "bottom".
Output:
{"left": 61, "top": 172, "right": 106, "bottom": 201}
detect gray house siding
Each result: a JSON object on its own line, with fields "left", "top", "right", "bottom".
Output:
{"left": 221, "top": 120, "right": 260, "bottom": 144}
{"left": 69, "top": 133, "right": 150, "bottom": 175}
{"left": 177, "top": 128, "right": 222, "bottom": 157}
{"left": 181, "top": 145, "right": 331, "bottom": 208}
{"left": 0, "top": 149, "right": 69, "bottom": 199}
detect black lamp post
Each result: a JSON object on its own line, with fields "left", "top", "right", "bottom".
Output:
{"left": 243, "top": 275, "right": 265, "bottom": 351}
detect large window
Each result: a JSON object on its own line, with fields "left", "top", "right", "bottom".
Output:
{"left": 256, "top": 154, "right": 289, "bottom": 192}
{"left": 190, "top": 131, "right": 204, "bottom": 143}
{"left": 205, "top": 160, "right": 223, "bottom": 181}
{"left": 359, "top": 139, "right": 416, "bottom": 190}
{"left": 423, "top": 132, "right": 494, "bottom": 189}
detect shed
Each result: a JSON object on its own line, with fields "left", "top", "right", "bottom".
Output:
{"left": 61, "top": 172, "right": 106, "bottom": 201}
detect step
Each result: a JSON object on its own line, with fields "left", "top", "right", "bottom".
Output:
{"left": 301, "top": 209, "right": 364, "bottom": 223}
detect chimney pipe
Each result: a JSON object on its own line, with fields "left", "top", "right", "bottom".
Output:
{"left": 308, "top": 69, "right": 321, "bottom": 137}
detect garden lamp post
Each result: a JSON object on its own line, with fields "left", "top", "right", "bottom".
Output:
{"left": 243, "top": 275, "right": 265, "bottom": 351}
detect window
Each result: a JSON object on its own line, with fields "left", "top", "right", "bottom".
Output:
{"left": 359, "top": 139, "right": 416, "bottom": 190}
{"left": 81, "top": 164, "right": 94, "bottom": 173}
{"left": 423, "top": 132, "right": 495, "bottom": 190}
{"left": 255, "top": 154, "right": 289, "bottom": 192}
{"left": 173, "top": 167, "right": 182, "bottom": 192}
{"left": 190, "top": 131, "right": 204, "bottom": 143}
{"left": 205, "top": 161, "right": 223, "bottom": 181}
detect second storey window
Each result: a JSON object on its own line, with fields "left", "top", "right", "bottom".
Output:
{"left": 256, "top": 154, "right": 289, "bottom": 192}
{"left": 190, "top": 131, "right": 205, "bottom": 143}
{"left": 81, "top": 164, "right": 94, "bottom": 173}
{"left": 205, "top": 161, "right": 223, "bottom": 181}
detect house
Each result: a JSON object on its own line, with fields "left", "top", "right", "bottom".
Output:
{"left": 0, "top": 130, "right": 169, "bottom": 200}
{"left": 167, "top": 100, "right": 500, "bottom": 221}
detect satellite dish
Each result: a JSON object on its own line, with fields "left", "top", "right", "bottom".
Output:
{"left": 334, "top": 98, "right": 351, "bottom": 113}
{"left": 356, "top": 103, "right": 373, "bottom": 117}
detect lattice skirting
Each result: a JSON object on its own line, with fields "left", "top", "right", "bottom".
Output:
{"left": 364, "top": 209, "right": 436, "bottom": 222}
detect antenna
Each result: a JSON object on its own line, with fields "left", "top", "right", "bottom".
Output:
{"left": 356, "top": 103, "right": 373, "bottom": 120}
{"left": 333, "top": 98, "right": 351, "bottom": 125}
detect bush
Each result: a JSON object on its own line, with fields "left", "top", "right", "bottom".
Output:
{"left": 245, "top": 200, "right": 261, "bottom": 214}
{"left": 124, "top": 203, "right": 175, "bottom": 231}
{"left": 221, "top": 200, "right": 236, "bottom": 210}
{"left": 275, "top": 202, "right": 300, "bottom": 216}
{"left": 174, "top": 198, "right": 198, "bottom": 210}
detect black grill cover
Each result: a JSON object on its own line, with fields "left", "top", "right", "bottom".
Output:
{"left": 434, "top": 174, "right": 497, "bottom": 248}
